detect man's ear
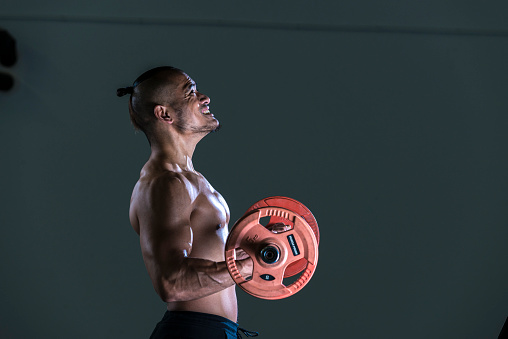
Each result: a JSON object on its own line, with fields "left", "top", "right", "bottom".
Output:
{"left": 154, "top": 105, "right": 173, "bottom": 124}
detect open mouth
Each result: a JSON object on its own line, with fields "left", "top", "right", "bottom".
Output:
{"left": 201, "top": 107, "right": 212, "bottom": 115}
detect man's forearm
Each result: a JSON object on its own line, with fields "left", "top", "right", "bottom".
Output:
{"left": 156, "top": 257, "right": 245, "bottom": 302}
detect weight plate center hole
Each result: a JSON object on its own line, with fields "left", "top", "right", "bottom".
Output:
{"left": 260, "top": 245, "right": 280, "bottom": 264}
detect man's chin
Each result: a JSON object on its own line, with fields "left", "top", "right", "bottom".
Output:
{"left": 211, "top": 122, "right": 221, "bottom": 133}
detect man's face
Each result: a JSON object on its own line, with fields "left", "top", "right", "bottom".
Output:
{"left": 167, "top": 71, "right": 219, "bottom": 134}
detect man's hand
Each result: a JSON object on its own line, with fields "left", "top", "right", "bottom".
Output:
{"left": 233, "top": 222, "right": 290, "bottom": 281}
{"left": 236, "top": 248, "right": 253, "bottom": 280}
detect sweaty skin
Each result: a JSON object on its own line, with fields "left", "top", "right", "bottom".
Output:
{"left": 128, "top": 70, "right": 252, "bottom": 323}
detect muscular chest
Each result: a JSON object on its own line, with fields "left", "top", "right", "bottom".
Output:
{"left": 191, "top": 192, "right": 229, "bottom": 234}
{"left": 188, "top": 180, "right": 230, "bottom": 257}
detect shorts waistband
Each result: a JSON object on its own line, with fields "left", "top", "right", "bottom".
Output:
{"left": 161, "top": 310, "right": 239, "bottom": 333}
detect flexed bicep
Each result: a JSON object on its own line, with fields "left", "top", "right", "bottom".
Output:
{"left": 137, "top": 173, "right": 196, "bottom": 299}
{"left": 135, "top": 172, "right": 238, "bottom": 302}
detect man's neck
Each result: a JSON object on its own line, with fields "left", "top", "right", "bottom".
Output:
{"left": 148, "top": 145, "right": 196, "bottom": 173}
{"left": 148, "top": 133, "right": 200, "bottom": 173}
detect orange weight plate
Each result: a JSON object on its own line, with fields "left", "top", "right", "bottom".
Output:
{"left": 245, "top": 196, "right": 320, "bottom": 277}
{"left": 225, "top": 206, "right": 318, "bottom": 300}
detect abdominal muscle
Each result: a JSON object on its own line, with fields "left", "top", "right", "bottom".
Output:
{"left": 166, "top": 285, "right": 238, "bottom": 322}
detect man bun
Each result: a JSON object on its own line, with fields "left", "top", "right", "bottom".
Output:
{"left": 116, "top": 86, "right": 134, "bottom": 97}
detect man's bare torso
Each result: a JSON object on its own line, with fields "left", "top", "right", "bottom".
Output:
{"left": 129, "top": 161, "right": 238, "bottom": 322}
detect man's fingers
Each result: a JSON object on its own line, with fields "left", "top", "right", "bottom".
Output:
{"left": 235, "top": 248, "right": 250, "bottom": 260}
{"left": 266, "top": 222, "right": 291, "bottom": 233}
{"left": 235, "top": 249, "right": 254, "bottom": 278}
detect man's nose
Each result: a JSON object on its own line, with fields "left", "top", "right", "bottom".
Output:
{"left": 198, "top": 92, "right": 210, "bottom": 105}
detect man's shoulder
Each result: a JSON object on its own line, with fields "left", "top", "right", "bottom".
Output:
{"left": 143, "top": 170, "right": 187, "bottom": 193}
{"left": 143, "top": 170, "right": 201, "bottom": 202}
{"left": 151, "top": 170, "right": 186, "bottom": 185}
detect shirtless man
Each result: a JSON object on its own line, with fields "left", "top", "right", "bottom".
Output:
{"left": 117, "top": 66, "right": 256, "bottom": 339}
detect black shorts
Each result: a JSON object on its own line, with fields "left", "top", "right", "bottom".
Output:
{"left": 149, "top": 310, "right": 258, "bottom": 339}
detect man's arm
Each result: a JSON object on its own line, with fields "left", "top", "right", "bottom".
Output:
{"left": 138, "top": 174, "right": 250, "bottom": 302}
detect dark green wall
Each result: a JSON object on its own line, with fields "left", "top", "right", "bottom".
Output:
{"left": 1, "top": 3, "right": 507, "bottom": 338}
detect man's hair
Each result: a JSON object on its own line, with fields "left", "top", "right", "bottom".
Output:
{"left": 117, "top": 66, "right": 183, "bottom": 133}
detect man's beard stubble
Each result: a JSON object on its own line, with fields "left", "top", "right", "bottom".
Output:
{"left": 171, "top": 106, "right": 221, "bottom": 134}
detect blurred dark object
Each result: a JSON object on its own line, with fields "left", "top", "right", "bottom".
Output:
{"left": 0, "top": 28, "right": 17, "bottom": 91}
{"left": 500, "top": 317, "right": 508, "bottom": 339}
{"left": 0, "top": 29, "right": 17, "bottom": 67}
{"left": 0, "top": 72, "right": 14, "bottom": 91}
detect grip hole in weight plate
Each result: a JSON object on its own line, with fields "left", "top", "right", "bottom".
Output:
{"left": 282, "top": 258, "right": 309, "bottom": 287}
{"left": 259, "top": 216, "right": 271, "bottom": 227}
